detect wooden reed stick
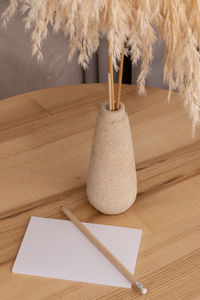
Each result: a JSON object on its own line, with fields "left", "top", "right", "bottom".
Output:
{"left": 111, "top": 63, "right": 115, "bottom": 111}
{"left": 116, "top": 45, "right": 125, "bottom": 110}
{"left": 107, "top": 40, "right": 115, "bottom": 110}
{"left": 61, "top": 206, "right": 147, "bottom": 295}
{"left": 108, "top": 73, "right": 112, "bottom": 111}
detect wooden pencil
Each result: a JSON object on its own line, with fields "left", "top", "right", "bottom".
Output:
{"left": 61, "top": 206, "right": 147, "bottom": 295}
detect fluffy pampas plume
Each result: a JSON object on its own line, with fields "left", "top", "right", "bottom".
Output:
{"left": 2, "top": 0, "right": 200, "bottom": 134}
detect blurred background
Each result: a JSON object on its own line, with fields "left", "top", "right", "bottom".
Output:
{"left": 0, "top": 1, "right": 167, "bottom": 101}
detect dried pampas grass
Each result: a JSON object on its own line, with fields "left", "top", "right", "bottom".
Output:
{"left": 2, "top": 0, "right": 200, "bottom": 133}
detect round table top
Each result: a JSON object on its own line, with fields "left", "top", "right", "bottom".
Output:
{"left": 0, "top": 83, "right": 200, "bottom": 299}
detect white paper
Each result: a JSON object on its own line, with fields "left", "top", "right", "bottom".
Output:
{"left": 12, "top": 216, "right": 142, "bottom": 288}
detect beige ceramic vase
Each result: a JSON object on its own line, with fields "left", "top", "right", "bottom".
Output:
{"left": 87, "top": 102, "right": 137, "bottom": 215}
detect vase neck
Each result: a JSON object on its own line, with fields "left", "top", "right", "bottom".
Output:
{"left": 100, "top": 102, "right": 126, "bottom": 122}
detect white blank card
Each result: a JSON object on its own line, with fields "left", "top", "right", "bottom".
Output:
{"left": 12, "top": 216, "right": 142, "bottom": 288}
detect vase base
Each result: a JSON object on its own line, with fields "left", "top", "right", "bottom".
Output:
{"left": 87, "top": 189, "right": 137, "bottom": 215}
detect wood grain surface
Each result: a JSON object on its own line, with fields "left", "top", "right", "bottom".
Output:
{"left": 0, "top": 83, "right": 200, "bottom": 300}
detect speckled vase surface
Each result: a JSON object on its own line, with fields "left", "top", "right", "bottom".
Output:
{"left": 87, "top": 102, "right": 137, "bottom": 215}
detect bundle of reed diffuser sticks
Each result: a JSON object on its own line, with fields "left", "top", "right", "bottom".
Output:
{"left": 107, "top": 40, "right": 124, "bottom": 111}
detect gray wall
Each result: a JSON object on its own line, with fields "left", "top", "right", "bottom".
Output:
{"left": 0, "top": 1, "right": 83, "bottom": 100}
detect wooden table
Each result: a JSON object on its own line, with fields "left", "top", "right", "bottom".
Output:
{"left": 0, "top": 84, "right": 200, "bottom": 300}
